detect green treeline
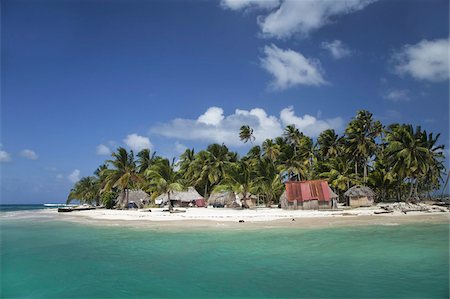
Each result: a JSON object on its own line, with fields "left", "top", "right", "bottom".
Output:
{"left": 68, "top": 110, "right": 447, "bottom": 207}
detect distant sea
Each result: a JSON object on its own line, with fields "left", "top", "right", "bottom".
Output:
{"left": 0, "top": 204, "right": 448, "bottom": 298}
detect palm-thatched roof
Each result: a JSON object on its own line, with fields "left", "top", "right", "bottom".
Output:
{"left": 116, "top": 189, "right": 150, "bottom": 208}
{"left": 155, "top": 187, "right": 203, "bottom": 204}
{"left": 344, "top": 185, "right": 375, "bottom": 198}
{"left": 208, "top": 191, "right": 236, "bottom": 206}
{"left": 329, "top": 188, "right": 338, "bottom": 199}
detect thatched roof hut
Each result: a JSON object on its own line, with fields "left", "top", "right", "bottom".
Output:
{"left": 344, "top": 185, "right": 375, "bottom": 207}
{"left": 208, "top": 191, "right": 236, "bottom": 208}
{"left": 116, "top": 189, "right": 150, "bottom": 209}
{"left": 155, "top": 187, "right": 204, "bottom": 206}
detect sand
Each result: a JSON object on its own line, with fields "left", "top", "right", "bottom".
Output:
{"left": 42, "top": 205, "right": 450, "bottom": 229}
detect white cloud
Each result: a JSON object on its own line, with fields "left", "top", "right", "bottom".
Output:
{"left": 383, "top": 89, "right": 411, "bottom": 102}
{"left": 175, "top": 142, "right": 188, "bottom": 154}
{"left": 0, "top": 150, "right": 11, "bottom": 162}
{"left": 254, "top": 0, "right": 377, "bottom": 39}
{"left": 20, "top": 149, "right": 38, "bottom": 160}
{"left": 260, "top": 44, "right": 327, "bottom": 90}
{"left": 392, "top": 38, "right": 449, "bottom": 82}
{"left": 197, "top": 107, "right": 225, "bottom": 126}
{"left": 321, "top": 40, "right": 352, "bottom": 59}
{"left": 151, "top": 106, "right": 343, "bottom": 146}
{"left": 123, "top": 134, "right": 153, "bottom": 152}
{"left": 68, "top": 169, "right": 80, "bottom": 183}
{"left": 56, "top": 174, "right": 64, "bottom": 180}
{"left": 221, "top": 0, "right": 280, "bottom": 10}
{"left": 280, "top": 106, "right": 344, "bottom": 137}
{"left": 96, "top": 144, "right": 112, "bottom": 156}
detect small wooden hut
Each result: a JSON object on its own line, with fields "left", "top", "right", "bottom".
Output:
{"left": 344, "top": 185, "right": 375, "bottom": 207}
{"left": 208, "top": 191, "right": 237, "bottom": 208}
{"left": 116, "top": 189, "right": 150, "bottom": 209}
{"left": 155, "top": 187, "right": 204, "bottom": 207}
{"left": 237, "top": 192, "right": 257, "bottom": 208}
{"left": 282, "top": 180, "right": 334, "bottom": 210}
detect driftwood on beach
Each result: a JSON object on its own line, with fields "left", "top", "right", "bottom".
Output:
{"left": 377, "top": 202, "right": 449, "bottom": 214}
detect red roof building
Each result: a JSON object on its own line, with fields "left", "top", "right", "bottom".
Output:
{"left": 282, "top": 180, "right": 337, "bottom": 210}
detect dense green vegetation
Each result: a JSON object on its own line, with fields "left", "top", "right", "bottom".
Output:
{"left": 67, "top": 110, "right": 447, "bottom": 207}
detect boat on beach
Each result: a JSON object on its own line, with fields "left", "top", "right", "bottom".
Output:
{"left": 57, "top": 205, "right": 96, "bottom": 213}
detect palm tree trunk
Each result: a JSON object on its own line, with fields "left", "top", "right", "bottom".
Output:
{"left": 167, "top": 191, "right": 173, "bottom": 212}
{"left": 363, "top": 159, "right": 368, "bottom": 185}
{"left": 408, "top": 179, "right": 414, "bottom": 201}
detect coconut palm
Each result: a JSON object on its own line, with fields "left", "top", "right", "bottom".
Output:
{"left": 145, "top": 158, "right": 185, "bottom": 211}
{"left": 317, "top": 129, "right": 341, "bottom": 159}
{"left": 239, "top": 125, "right": 255, "bottom": 144}
{"left": 136, "top": 148, "right": 157, "bottom": 174}
{"left": 262, "top": 139, "right": 281, "bottom": 162}
{"left": 214, "top": 159, "right": 257, "bottom": 208}
{"left": 385, "top": 124, "right": 430, "bottom": 200}
{"left": 101, "top": 147, "right": 143, "bottom": 208}
{"left": 255, "top": 157, "right": 284, "bottom": 206}
{"left": 283, "top": 124, "right": 302, "bottom": 155}
{"left": 345, "top": 110, "right": 382, "bottom": 183}
{"left": 67, "top": 176, "right": 99, "bottom": 205}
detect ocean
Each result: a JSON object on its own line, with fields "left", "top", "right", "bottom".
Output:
{"left": 0, "top": 205, "right": 448, "bottom": 298}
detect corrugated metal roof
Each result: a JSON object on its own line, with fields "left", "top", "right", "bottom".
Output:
{"left": 285, "top": 180, "right": 332, "bottom": 202}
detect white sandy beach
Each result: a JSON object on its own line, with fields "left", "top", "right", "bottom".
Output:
{"left": 44, "top": 204, "right": 450, "bottom": 229}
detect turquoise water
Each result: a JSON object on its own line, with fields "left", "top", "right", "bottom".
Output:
{"left": 0, "top": 207, "right": 448, "bottom": 298}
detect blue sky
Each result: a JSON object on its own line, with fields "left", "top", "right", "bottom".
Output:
{"left": 1, "top": 0, "right": 449, "bottom": 204}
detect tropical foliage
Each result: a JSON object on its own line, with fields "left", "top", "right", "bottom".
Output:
{"left": 68, "top": 110, "right": 447, "bottom": 207}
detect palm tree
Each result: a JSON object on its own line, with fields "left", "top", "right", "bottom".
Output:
{"left": 255, "top": 157, "right": 284, "bottom": 206}
{"left": 385, "top": 124, "right": 429, "bottom": 200}
{"left": 101, "top": 147, "right": 142, "bottom": 209}
{"left": 345, "top": 110, "right": 382, "bottom": 184}
{"left": 262, "top": 139, "right": 281, "bottom": 162}
{"left": 239, "top": 125, "right": 255, "bottom": 144}
{"left": 177, "top": 148, "right": 196, "bottom": 184}
{"left": 145, "top": 158, "right": 185, "bottom": 211}
{"left": 283, "top": 124, "right": 302, "bottom": 155}
{"left": 136, "top": 148, "right": 157, "bottom": 174}
{"left": 278, "top": 145, "right": 308, "bottom": 181}
{"left": 317, "top": 129, "right": 340, "bottom": 159}
{"left": 214, "top": 159, "right": 257, "bottom": 208}
{"left": 67, "top": 176, "right": 99, "bottom": 205}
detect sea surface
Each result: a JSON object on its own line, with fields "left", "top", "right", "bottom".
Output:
{"left": 0, "top": 204, "right": 448, "bottom": 298}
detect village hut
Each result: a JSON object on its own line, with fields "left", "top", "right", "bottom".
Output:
{"left": 155, "top": 187, "right": 204, "bottom": 207}
{"left": 236, "top": 193, "right": 257, "bottom": 208}
{"left": 116, "top": 189, "right": 150, "bottom": 209}
{"left": 344, "top": 185, "right": 375, "bottom": 207}
{"left": 283, "top": 180, "right": 334, "bottom": 210}
{"left": 208, "top": 191, "right": 237, "bottom": 208}
{"left": 329, "top": 188, "right": 339, "bottom": 209}
{"left": 279, "top": 190, "right": 288, "bottom": 208}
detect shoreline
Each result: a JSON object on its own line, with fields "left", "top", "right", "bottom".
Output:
{"left": 8, "top": 206, "right": 447, "bottom": 230}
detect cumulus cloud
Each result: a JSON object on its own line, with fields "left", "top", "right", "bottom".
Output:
{"left": 260, "top": 44, "right": 327, "bottom": 90}
{"left": 383, "top": 89, "right": 411, "bottom": 102}
{"left": 68, "top": 169, "right": 81, "bottom": 183}
{"left": 221, "top": 0, "right": 280, "bottom": 10}
{"left": 175, "top": 142, "right": 188, "bottom": 154}
{"left": 123, "top": 134, "right": 153, "bottom": 152}
{"left": 96, "top": 144, "right": 112, "bottom": 156}
{"left": 321, "top": 40, "right": 352, "bottom": 59}
{"left": 392, "top": 38, "right": 449, "bottom": 82}
{"left": 0, "top": 150, "right": 11, "bottom": 162}
{"left": 151, "top": 106, "right": 343, "bottom": 146}
{"left": 222, "top": 0, "right": 376, "bottom": 39}
{"left": 20, "top": 149, "right": 38, "bottom": 160}
{"left": 197, "top": 107, "right": 225, "bottom": 126}
{"left": 280, "top": 106, "right": 344, "bottom": 137}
